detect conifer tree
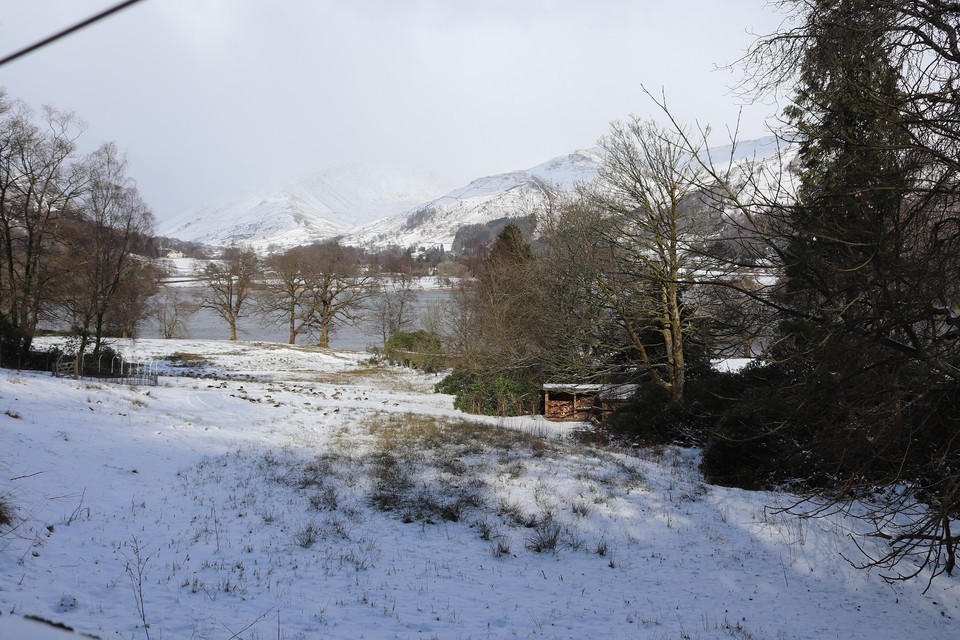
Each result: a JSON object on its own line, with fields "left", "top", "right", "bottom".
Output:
{"left": 733, "top": 0, "right": 960, "bottom": 581}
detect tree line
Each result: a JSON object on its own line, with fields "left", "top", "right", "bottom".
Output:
{"left": 193, "top": 242, "right": 379, "bottom": 347}
{"left": 0, "top": 92, "right": 158, "bottom": 367}
{"left": 0, "top": 89, "right": 460, "bottom": 359}
{"left": 435, "top": 0, "right": 960, "bottom": 584}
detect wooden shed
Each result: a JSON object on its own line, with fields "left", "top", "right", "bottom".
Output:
{"left": 542, "top": 383, "right": 638, "bottom": 422}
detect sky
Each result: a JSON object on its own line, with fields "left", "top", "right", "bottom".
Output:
{"left": 0, "top": 1, "right": 786, "bottom": 223}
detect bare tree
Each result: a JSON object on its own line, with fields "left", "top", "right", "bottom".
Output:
{"left": 259, "top": 246, "right": 318, "bottom": 344}
{"left": 152, "top": 286, "right": 196, "bottom": 339}
{"left": 582, "top": 117, "right": 717, "bottom": 403}
{"left": 0, "top": 99, "right": 86, "bottom": 354}
{"left": 535, "top": 194, "right": 622, "bottom": 381}
{"left": 366, "top": 268, "right": 420, "bottom": 346}
{"left": 426, "top": 275, "right": 476, "bottom": 361}
{"left": 196, "top": 246, "right": 259, "bottom": 341}
{"left": 259, "top": 241, "right": 375, "bottom": 348}
{"left": 55, "top": 142, "right": 157, "bottom": 355}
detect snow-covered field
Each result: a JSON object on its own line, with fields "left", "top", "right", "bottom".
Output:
{"left": 0, "top": 339, "right": 957, "bottom": 639}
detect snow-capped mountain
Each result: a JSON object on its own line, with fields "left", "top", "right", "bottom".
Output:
{"left": 344, "top": 149, "right": 604, "bottom": 250}
{"left": 158, "top": 164, "right": 448, "bottom": 251}
{"left": 158, "top": 137, "right": 783, "bottom": 254}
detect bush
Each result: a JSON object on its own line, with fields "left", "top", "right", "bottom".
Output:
{"left": 602, "top": 381, "right": 694, "bottom": 446}
{"left": 384, "top": 330, "right": 445, "bottom": 372}
{"left": 698, "top": 362, "right": 829, "bottom": 490}
{"left": 594, "top": 361, "right": 824, "bottom": 489}
{"left": 436, "top": 369, "right": 540, "bottom": 416}
{"left": 699, "top": 384, "right": 798, "bottom": 489}
{"left": 601, "top": 370, "right": 747, "bottom": 447}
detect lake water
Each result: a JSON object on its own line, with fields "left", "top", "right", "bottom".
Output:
{"left": 139, "top": 287, "right": 453, "bottom": 351}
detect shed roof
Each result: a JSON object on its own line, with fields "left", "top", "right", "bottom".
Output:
{"left": 542, "top": 383, "right": 638, "bottom": 400}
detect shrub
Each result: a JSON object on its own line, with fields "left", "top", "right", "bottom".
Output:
{"left": 601, "top": 370, "right": 745, "bottom": 447}
{"left": 294, "top": 522, "right": 319, "bottom": 548}
{"left": 384, "top": 330, "right": 445, "bottom": 372}
{"left": 700, "top": 383, "right": 797, "bottom": 489}
{"left": 602, "top": 382, "right": 688, "bottom": 446}
{"left": 436, "top": 369, "right": 540, "bottom": 416}
{"left": 697, "top": 361, "right": 829, "bottom": 490}
{"left": 524, "top": 519, "right": 561, "bottom": 553}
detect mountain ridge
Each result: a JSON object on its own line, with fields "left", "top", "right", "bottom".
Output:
{"left": 158, "top": 138, "right": 779, "bottom": 253}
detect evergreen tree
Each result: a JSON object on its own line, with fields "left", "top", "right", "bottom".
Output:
{"left": 782, "top": 0, "right": 909, "bottom": 334}
{"left": 716, "top": 0, "right": 960, "bottom": 580}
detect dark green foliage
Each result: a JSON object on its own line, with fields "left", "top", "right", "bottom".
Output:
{"left": 731, "top": 1, "right": 960, "bottom": 515}
{"left": 700, "top": 378, "right": 798, "bottom": 490}
{"left": 489, "top": 223, "right": 532, "bottom": 264}
{"left": 384, "top": 330, "right": 445, "bottom": 372}
{"left": 601, "top": 365, "right": 747, "bottom": 447}
{"left": 436, "top": 369, "right": 540, "bottom": 416}
{"left": 0, "top": 314, "right": 29, "bottom": 367}
{"left": 451, "top": 216, "right": 536, "bottom": 257}
{"left": 698, "top": 360, "right": 960, "bottom": 506}
{"left": 602, "top": 382, "right": 691, "bottom": 446}
{"left": 782, "top": 1, "right": 910, "bottom": 332}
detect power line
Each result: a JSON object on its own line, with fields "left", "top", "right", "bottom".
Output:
{"left": 0, "top": 0, "right": 149, "bottom": 68}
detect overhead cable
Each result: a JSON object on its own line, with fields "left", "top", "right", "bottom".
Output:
{"left": 0, "top": 0, "right": 149, "bottom": 68}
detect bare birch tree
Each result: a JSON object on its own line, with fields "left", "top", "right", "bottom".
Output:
{"left": 0, "top": 99, "right": 86, "bottom": 354}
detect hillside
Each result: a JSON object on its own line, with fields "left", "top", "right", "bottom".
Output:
{"left": 158, "top": 164, "right": 448, "bottom": 252}
{"left": 344, "top": 149, "right": 603, "bottom": 250}
{"left": 0, "top": 338, "right": 956, "bottom": 639}
{"left": 158, "top": 151, "right": 603, "bottom": 253}
{"left": 157, "top": 138, "right": 785, "bottom": 255}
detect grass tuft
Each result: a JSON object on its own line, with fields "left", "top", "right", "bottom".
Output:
{"left": 0, "top": 494, "right": 13, "bottom": 527}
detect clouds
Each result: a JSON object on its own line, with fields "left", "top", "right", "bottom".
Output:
{"left": 0, "top": 1, "right": 783, "bottom": 221}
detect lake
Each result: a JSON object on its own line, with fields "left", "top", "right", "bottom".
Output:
{"left": 138, "top": 286, "right": 454, "bottom": 351}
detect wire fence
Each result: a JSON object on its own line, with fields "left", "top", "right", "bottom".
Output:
{"left": 53, "top": 352, "right": 160, "bottom": 386}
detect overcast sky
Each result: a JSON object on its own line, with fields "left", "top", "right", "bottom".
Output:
{"left": 0, "top": 0, "right": 786, "bottom": 223}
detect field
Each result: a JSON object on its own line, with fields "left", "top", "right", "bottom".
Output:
{"left": 0, "top": 339, "right": 957, "bottom": 639}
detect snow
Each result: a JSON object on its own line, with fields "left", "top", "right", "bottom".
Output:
{"left": 713, "top": 358, "right": 754, "bottom": 373}
{"left": 0, "top": 338, "right": 957, "bottom": 639}
{"left": 153, "top": 139, "right": 789, "bottom": 255}
{"left": 158, "top": 163, "right": 449, "bottom": 253}
{"left": 345, "top": 149, "right": 603, "bottom": 251}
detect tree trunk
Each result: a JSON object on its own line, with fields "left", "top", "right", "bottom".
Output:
{"left": 288, "top": 299, "right": 296, "bottom": 344}
{"left": 318, "top": 321, "right": 330, "bottom": 348}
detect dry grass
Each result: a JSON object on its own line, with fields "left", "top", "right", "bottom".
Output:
{"left": 0, "top": 494, "right": 13, "bottom": 527}
{"left": 245, "top": 412, "right": 647, "bottom": 557}
{"left": 164, "top": 352, "right": 214, "bottom": 369}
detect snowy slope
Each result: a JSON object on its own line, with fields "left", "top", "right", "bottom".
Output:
{"left": 344, "top": 137, "right": 787, "bottom": 252}
{"left": 345, "top": 149, "right": 603, "bottom": 250}
{"left": 157, "top": 138, "right": 784, "bottom": 254}
{"left": 158, "top": 164, "right": 448, "bottom": 251}
{"left": 0, "top": 338, "right": 956, "bottom": 640}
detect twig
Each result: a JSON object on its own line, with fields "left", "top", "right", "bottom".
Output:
{"left": 220, "top": 606, "right": 276, "bottom": 640}
{"left": 122, "top": 536, "right": 151, "bottom": 640}
{"left": 9, "top": 471, "right": 45, "bottom": 481}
